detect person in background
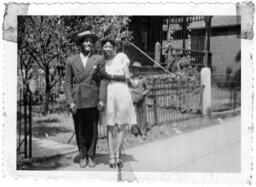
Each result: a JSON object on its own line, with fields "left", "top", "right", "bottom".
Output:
{"left": 129, "top": 62, "right": 149, "bottom": 140}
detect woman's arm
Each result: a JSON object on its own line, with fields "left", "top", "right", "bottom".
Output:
{"left": 97, "top": 63, "right": 126, "bottom": 81}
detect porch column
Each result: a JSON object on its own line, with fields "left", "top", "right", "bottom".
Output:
{"left": 201, "top": 67, "right": 211, "bottom": 116}
{"left": 182, "top": 16, "right": 187, "bottom": 50}
{"left": 154, "top": 41, "right": 161, "bottom": 65}
{"left": 204, "top": 16, "right": 212, "bottom": 67}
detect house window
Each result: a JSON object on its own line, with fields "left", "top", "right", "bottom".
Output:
{"left": 191, "top": 36, "right": 205, "bottom": 51}
{"left": 191, "top": 29, "right": 205, "bottom": 51}
{"left": 141, "top": 30, "right": 148, "bottom": 51}
{"left": 140, "top": 18, "right": 149, "bottom": 51}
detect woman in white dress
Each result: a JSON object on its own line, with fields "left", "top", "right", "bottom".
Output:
{"left": 101, "top": 38, "right": 137, "bottom": 168}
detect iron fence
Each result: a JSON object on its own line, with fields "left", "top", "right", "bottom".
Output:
{"left": 145, "top": 77, "right": 202, "bottom": 127}
{"left": 211, "top": 75, "right": 241, "bottom": 112}
{"left": 17, "top": 88, "right": 33, "bottom": 158}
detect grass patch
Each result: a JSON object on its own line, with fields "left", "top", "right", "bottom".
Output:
{"left": 36, "top": 118, "right": 60, "bottom": 124}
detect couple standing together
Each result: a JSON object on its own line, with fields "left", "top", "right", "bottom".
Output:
{"left": 64, "top": 26, "right": 137, "bottom": 168}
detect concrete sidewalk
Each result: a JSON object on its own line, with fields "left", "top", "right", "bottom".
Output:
{"left": 58, "top": 115, "right": 240, "bottom": 176}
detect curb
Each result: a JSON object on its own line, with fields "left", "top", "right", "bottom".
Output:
{"left": 211, "top": 108, "right": 240, "bottom": 118}
{"left": 32, "top": 149, "right": 78, "bottom": 161}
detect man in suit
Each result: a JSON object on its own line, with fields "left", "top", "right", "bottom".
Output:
{"left": 64, "top": 26, "right": 126, "bottom": 168}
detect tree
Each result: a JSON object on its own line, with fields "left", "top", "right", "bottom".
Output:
{"left": 18, "top": 16, "right": 66, "bottom": 114}
{"left": 17, "top": 17, "right": 35, "bottom": 97}
{"left": 18, "top": 16, "right": 132, "bottom": 114}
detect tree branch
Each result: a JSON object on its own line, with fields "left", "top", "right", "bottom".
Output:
{"left": 25, "top": 47, "right": 45, "bottom": 70}
{"left": 49, "top": 75, "right": 62, "bottom": 90}
{"left": 46, "top": 54, "right": 59, "bottom": 64}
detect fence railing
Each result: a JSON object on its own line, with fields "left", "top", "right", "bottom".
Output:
{"left": 123, "top": 42, "right": 212, "bottom": 71}
{"left": 211, "top": 75, "right": 241, "bottom": 112}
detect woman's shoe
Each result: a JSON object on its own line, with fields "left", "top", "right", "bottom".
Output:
{"left": 116, "top": 158, "right": 123, "bottom": 168}
{"left": 109, "top": 158, "right": 116, "bottom": 168}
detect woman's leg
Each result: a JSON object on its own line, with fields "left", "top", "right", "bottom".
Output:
{"left": 116, "top": 124, "right": 128, "bottom": 160}
{"left": 107, "top": 126, "right": 116, "bottom": 162}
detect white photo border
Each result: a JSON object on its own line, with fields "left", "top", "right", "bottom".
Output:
{"left": 1, "top": 0, "right": 254, "bottom": 185}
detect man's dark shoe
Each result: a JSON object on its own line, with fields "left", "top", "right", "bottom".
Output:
{"left": 79, "top": 158, "right": 88, "bottom": 168}
{"left": 88, "top": 157, "right": 96, "bottom": 168}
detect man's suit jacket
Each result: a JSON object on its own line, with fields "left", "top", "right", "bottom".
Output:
{"left": 64, "top": 54, "right": 106, "bottom": 109}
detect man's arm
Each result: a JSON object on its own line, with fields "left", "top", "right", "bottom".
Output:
{"left": 63, "top": 59, "right": 74, "bottom": 106}
{"left": 98, "top": 79, "right": 108, "bottom": 111}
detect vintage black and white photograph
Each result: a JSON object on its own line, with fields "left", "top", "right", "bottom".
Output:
{"left": 16, "top": 15, "right": 241, "bottom": 174}
{"left": 1, "top": 1, "right": 254, "bottom": 184}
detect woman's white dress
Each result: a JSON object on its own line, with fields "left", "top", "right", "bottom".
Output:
{"left": 103, "top": 52, "right": 137, "bottom": 127}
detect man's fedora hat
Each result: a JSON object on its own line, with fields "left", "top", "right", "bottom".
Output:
{"left": 75, "top": 26, "right": 98, "bottom": 45}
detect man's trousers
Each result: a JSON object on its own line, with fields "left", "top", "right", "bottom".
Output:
{"left": 72, "top": 107, "right": 99, "bottom": 159}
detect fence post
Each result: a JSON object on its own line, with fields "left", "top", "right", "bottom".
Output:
{"left": 18, "top": 89, "right": 22, "bottom": 154}
{"left": 233, "top": 88, "right": 237, "bottom": 109}
{"left": 152, "top": 79, "right": 158, "bottom": 126}
{"left": 154, "top": 42, "right": 161, "bottom": 65}
{"left": 200, "top": 67, "right": 211, "bottom": 116}
{"left": 29, "top": 91, "right": 32, "bottom": 158}
{"left": 23, "top": 90, "right": 27, "bottom": 158}
{"left": 28, "top": 79, "right": 37, "bottom": 158}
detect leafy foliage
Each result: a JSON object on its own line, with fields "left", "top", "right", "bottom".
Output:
{"left": 18, "top": 16, "right": 132, "bottom": 114}
{"left": 61, "top": 16, "right": 132, "bottom": 54}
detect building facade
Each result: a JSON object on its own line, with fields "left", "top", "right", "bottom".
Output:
{"left": 127, "top": 16, "right": 241, "bottom": 75}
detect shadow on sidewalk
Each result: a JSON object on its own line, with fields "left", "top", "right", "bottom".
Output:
{"left": 73, "top": 152, "right": 138, "bottom": 167}
{"left": 18, "top": 151, "right": 138, "bottom": 171}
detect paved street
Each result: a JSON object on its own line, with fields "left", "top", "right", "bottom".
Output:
{"left": 55, "top": 115, "right": 240, "bottom": 181}
{"left": 126, "top": 115, "right": 240, "bottom": 173}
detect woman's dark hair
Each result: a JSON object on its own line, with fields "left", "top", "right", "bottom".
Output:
{"left": 101, "top": 38, "right": 116, "bottom": 47}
